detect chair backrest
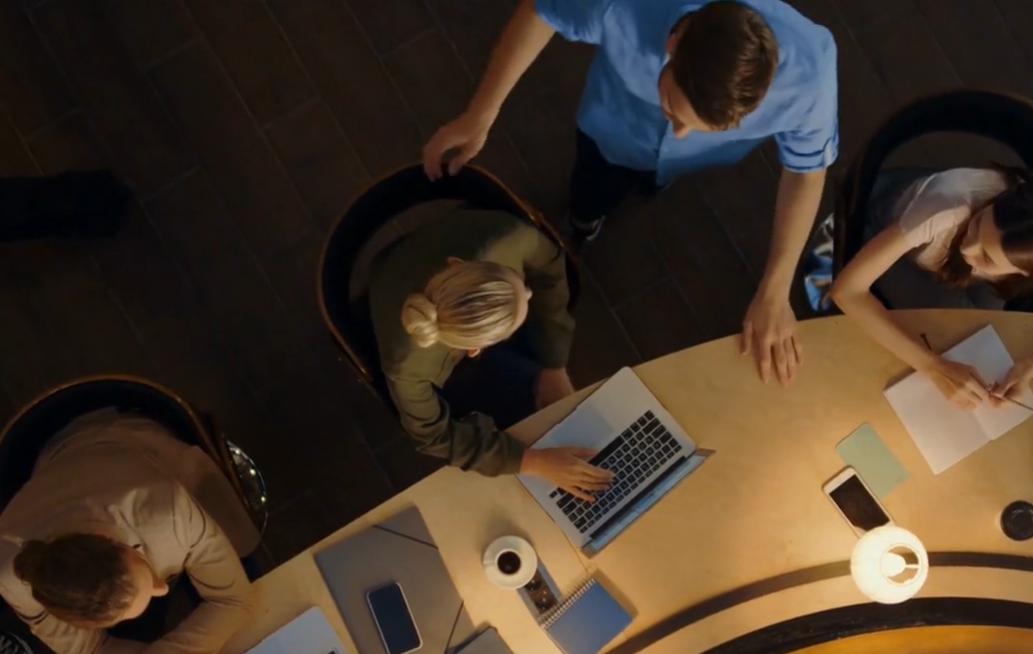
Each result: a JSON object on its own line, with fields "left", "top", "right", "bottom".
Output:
{"left": 0, "top": 376, "right": 213, "bottom": 511}
{"left": 318, "top": 164, "right": 581, "bottom": 406}
{"left": 835, "top": 89, "right": 1033, "bottom": 274}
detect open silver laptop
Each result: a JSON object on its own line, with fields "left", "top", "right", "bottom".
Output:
{"left": 519, "top": 367, "right": 713, "bottom": 556}
{"left": 246, "top": 607, "right": 348, "bottom": 654}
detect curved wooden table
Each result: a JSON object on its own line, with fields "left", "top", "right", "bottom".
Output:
{"left": 221, "top": 310, "right": 1033, "bottom": 654}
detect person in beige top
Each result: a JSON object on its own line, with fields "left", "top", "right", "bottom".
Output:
{"left": 0, "top": 408, "right": 260, "bottom": 654}
{"left": 832, "top": 165, "right": 1033, "bottom": 409}
{"left": 369, "top": 208, "right": 613, "bottom": 500}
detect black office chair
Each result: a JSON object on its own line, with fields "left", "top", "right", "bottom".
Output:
{"left": 834, "top": 89, "right": 1033, "bottom": 310}
{"left": 0, "top": 629, "right": 32, "bottom": 654}
{"left": 318, "top": 164, "right": 582, "bottom": 410}
{"left": 0, "top": 376, "right": 269, "bottom": 540}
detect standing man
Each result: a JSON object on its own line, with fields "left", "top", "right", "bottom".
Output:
{"left": 422, "top": 0, "right": 838, "bottom": 386}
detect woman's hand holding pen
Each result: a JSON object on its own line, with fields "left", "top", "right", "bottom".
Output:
{"left": 924, "top": 354, "right": 1033, "bottom": 411}
{"left": 991, "top": 355, "right": 1033, "bottom": 408}
{"left": 925, "top": 358, "right": 990, "bottom": 410}
{"left": 917, "top": 334, "right": 1020, "bottom": 411}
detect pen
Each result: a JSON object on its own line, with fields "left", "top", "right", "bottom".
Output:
{"left": 918, "top": 332, "right": 1033, "bottom": 412}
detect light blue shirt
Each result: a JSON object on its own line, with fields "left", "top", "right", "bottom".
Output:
{"left": 536, "top": 0, "right": 839, "bottom": 185}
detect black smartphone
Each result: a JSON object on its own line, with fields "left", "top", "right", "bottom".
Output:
{"left": 366, "top": 583, "right": 422, "bottom": 654}
{"left": 823, "top": 467, "right": 892, "bottom": 536}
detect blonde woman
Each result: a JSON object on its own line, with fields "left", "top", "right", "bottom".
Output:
{"left": 369, "top": 209, "right": 612, "bottom": 500}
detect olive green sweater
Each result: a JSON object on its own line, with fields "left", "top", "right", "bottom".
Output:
{"left": 369, "top": 209, "right": 575, "bottom": 476}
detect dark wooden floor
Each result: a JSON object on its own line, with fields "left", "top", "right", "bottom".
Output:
{"left": 0, "top": 0, "right": 1031, "bottom": 568}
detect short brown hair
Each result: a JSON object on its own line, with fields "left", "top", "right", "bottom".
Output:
{"left": 671, "top": 1, "right": 779, "bottom": 129}
{"left": 13, "top": 535, "right": 135, "bottom": 627}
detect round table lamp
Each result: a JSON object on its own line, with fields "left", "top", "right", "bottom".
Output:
{"left": 850, "top": 525, "right": 929, "bottom": 604}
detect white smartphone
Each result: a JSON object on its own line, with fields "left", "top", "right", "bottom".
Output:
{"left": 822, "top": 466, "right": 893, "bottom": 537}
{"left": 366, "top": 582, "right": 422, "bottom": 654}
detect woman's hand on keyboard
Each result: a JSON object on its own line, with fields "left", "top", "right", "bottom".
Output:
{"left": 521, "top": 447, "right": 614, "bottom": 501}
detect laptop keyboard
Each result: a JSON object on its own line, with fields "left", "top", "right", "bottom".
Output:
{"left": 548, "top": 410, "right": 684, "bottom": 534}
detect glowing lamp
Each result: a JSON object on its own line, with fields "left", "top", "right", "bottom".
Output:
{"left": 850, "top": 525, "right": 929, "bottom": 604}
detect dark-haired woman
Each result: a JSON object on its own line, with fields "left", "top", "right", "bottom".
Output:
{"left": 0, "top": 409, "right": 257, "bottom": 654}
{"left": 831, "top": 166, "right": 1033, "bottom": 409}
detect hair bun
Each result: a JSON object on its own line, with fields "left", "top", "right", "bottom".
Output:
{"left": 401, "top": 292, "right": 441, "bottom": 348}
{"left": 13, "top": 540, "right": 49, "bottom": 583}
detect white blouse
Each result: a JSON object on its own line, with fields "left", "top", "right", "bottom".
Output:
{"left": 894, "top": 167, "right": 1009, "bottom": 272}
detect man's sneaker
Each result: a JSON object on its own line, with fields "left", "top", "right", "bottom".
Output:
{"left": 568, "top": 214, "right": 606, "bottom": 248}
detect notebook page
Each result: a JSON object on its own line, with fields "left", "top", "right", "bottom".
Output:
{"left": 884, "top": 372, "right": 985, "bottom": 475}
{"left": 942, "top": 324, "right": 1033, "bottom": 440}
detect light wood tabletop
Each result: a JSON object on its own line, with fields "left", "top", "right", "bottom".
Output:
{"left": 220, "top": 310, "right": 1033, "bottom": 654}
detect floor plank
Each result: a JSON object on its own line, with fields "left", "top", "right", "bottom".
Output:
{"left": 259, "top": 492, "right": 338, "bottom": 563}
{"left": 689, "top": 150, "right": 779, "bottom": 275}
{"left": 4, "top": 241, "right": 155, "bottom": 377}
{"left": 848, "top": 1, "right": 961, "bottom": 107}
{"left": 0, "top": 256, "right": 83, "bottom": 403}
{"left": 264, "top": 100, "right": 369, "bottom": 228}
{"left": 23, "top": 114, "right": 157, "bottom": 377}
{"left": 381, "top": 28, "right": 471, "bottom": 136}
{"left": 827, "top": 0, "right": 910, "bottom": 35}
{"left": 145, "top": 170, "right": 317, "bottom": 394}
{"left": 33, "top": 0, "right": 195, "bottom": 197}
{"left": 647, "top": 182, "right": 759, "bottom": 343}
{"left": 425, "top": 0, "right": 518, "bottom": 77}
{"left": 615, "top": 279, "right": 708, "bottom": 363}
{"left": 371, "top": 431, "right": 444, "bottom": 494}
{"left": 182, "top": 0, "right": 315, "bottom": 126}
{"left": 0, "top": 388, "right": 14, "bottom": 427}
{"left": 0, "top": 113, "right": 39, "bottom": 176}
{"left": 145, "top": 170, "right": 256, "bottom": 283}
{"left": 148, "top": 42, "right": 315, "bottom": 259}
{"left": 100, "top": 0, "right": 199, "bottom": 68}
{"left": 265, "top": 0, "right": 424, "bottom": 176}
{"left": 566, "top": 272, "right": 641, "bottom": 388}
{"left": 994, "top": 0, "right": 1033, "bottom": 67}
{"left": 915, "top": 0, "right": 1033, "bottom": 96}
{"left": 259, "top": 229, "right": 413, "bottom": 455}
{"left": 343, "top": 0, "right": 435, "bottom": 56}
{"left": 583, "top": 199, "right": 670, "bottom": 308}
{"left": 0, "top": 0, "right": 75, "bottom": 136}
{"left": 253, "top": 369, "right": 394, "bottom": 533}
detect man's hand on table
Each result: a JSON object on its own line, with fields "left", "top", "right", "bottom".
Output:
{"left": 521, "top": 448, "right": 613, "bottom": 502}
{"left": 741, "top": 289, "right": 801, "bottom": 386}
{"left": 535, "top": 368, "right": 575, "bottom": 409}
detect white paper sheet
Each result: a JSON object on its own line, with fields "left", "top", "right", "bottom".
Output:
{"left": 944, "top": 324, "right": 1033, "bottom": 439}
{"left": 884, "top": 325, "right": 1033, "bottom": 474}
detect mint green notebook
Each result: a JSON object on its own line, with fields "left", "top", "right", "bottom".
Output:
{"left": 835, "top": 423, "right": 908, "bottom": 498}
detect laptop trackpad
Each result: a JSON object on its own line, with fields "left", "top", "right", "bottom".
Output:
{"left": 539, "top": 403, "right": 615, "bottom": 449}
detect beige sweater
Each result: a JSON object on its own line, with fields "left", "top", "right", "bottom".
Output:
{"left": 0, "top": 410, "right": 259, "bottom": 654}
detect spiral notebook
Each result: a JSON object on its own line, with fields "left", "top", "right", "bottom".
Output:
{"left": 539, "top": 578, "right": 631, "bottom": 654}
